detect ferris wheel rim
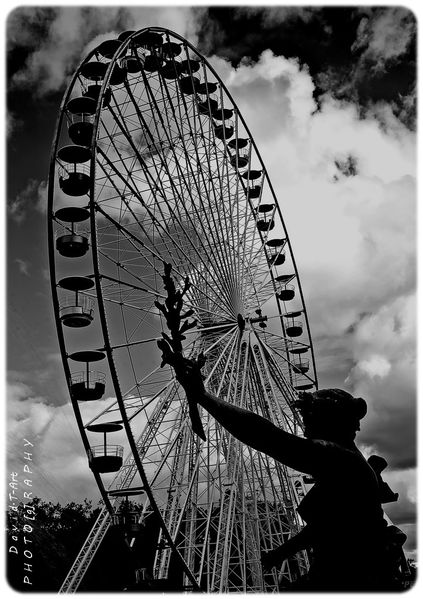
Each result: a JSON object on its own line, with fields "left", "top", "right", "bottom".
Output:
{"left": 49, "top": 26, "right": 317, "bottom": 591}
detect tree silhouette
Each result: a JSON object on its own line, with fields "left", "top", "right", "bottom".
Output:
{"left": 7, "top": 498, "right": 102, "bottom": 591}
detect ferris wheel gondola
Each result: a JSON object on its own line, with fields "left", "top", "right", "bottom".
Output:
{"left": 48, "top": 27, "right": 318, "bottom": 593}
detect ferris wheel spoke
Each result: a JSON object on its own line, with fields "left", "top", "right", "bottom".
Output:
{"left": 168, "top": 77, "right": 240, "bottom": 296}
{"left": 101, "top": 99, "right": 193, "bottom": 239}
{"left": 195, "top": 115, "right": 242, "bottom": 303}
{"left": 228, "top": 112, "right": 249, "bottom": 299}
{"left": 92, "top": 321, "right": 238, "bottom": 354}
{"left": 246, "top": 236, "right": 274, "bottom": 289}
{"left": 124, "top": 68, "right": 231, "bottom": 288}
{"left": 202, "top": 328, "right": 238, "bottom": 386}
{"left": 97, "top": 110, "right": 152, "bottom": 201}
{"left": 258, "top": 330, "right": 312, "bottom": 357}
{"left": 121, "top": 325, "right": 239, "bottom": 420}
{"left": 239, "top": 214, "right": 269, "bottom": 305}
{"left": 250, "top": 336, "right": 299, "bottom": 432}
{"left": 155, "top": 58, "right": 242, "bottom": 300}
{"left": 101, "top": 96, "right": 197, "bottom": 254}
{"left": 85, "top": 323, "right": 239, "bottom": 430}
{"left": 115, "top": 82, "right": 204, "bottom": 239}
{"left": 256, "top": 332, "right": 316, "bottom": 404}
{"left": 94, "top": 190, "right": 236, "bottom": 321}
{"left": 213, "top": 85, "right": 242, "bottom": 282}
{"left": 253, "top": 451, "right": 291, "bottom": 542}
{"left": 97, "top": 242, "right": 239, "bottom": 327}
{"left": 143, "top": 71, "right": 239, "bottom": 309}
{"left": 95, "top": 156, "right": 236, "bottom": 322}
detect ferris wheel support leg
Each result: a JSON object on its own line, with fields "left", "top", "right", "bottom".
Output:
{"left": 59, "top": 507, "right": 111, "bottom": 593}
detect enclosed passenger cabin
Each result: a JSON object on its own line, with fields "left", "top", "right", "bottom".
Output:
{"left": 87, "top": 422, "right": 124, "bottom": 473}
{"left": 283, "top": 310, "right": 303, "bottom": 337}
{"left": 161, "top": 41, "right": 182, "bottom": 58}
{"left": 212, "top": 107, "right": 234, "bottom": 121}
{"left": 69, "top": 350, "right": 106, "bottom": 402}
{"left": 266, "top": 238, "right": 286, "bottom": 266}
{"left": 246, "top": 185, "right": 261, "bottom": 199}
{"left": 83, "top": 84, "right": 112, "bottom": 108}
{"left": 58, "top": 276, "right": 95, "bottom": 328}
{"left": 198, "top": 98, "right": 218, "bottom": 115}
{"left": 110, "top": 487, "right": 145, "bottom": 535}
{"left": 230, "top": 153, "right": 249, "bottom": 168}
{"left": 66, "top": 96, "right": 96, "bottom": 147}
{"left": 160, "top": 60, "right": 182, "bottom": 80}
{"left": 197, "top": 81, "right": 217, "bottom": 95}
{"left": 180, "top": 58, "right": 201, "bottom": 74}
{"left": 131, "top": 31, "right": 163, "bottom": 73}
{"left": 55, "top": 207, "right": 90, "bottom": 258}
{"left": 179, "top": 75, "right": 200, "bottom": 95}
{"left": 228, "top": 136, "right": 250, "bottom": 170}
{"left": 214, "top": 124, "right": 234, "bottom": 140}
{"left": 80, "top": 60, "right": 112, "bottom": 107}
{"left": 242, "top": 169, "right": 262, "bottom": 181}
{"left": 96, "top": 39, "right": 123, "bottom": 60}
{"left": 121, "top": 49, "right": 143, "bottom": 74}
{"left": 292, "top": 358, "right": 310, "bottom": 374}
{"left": 257, "top": 219, "right": 274, "bottom": 232}
{"left": 108, "top": 64, "right": 126, "bottom": 86}
{"left": 289, "top": 345, "right": 310, "bottom": 374}
{"left": 256, "top": 204, "right": 275, "bottom": 233}
{"left": 82, "top": 50, "right": 127, "bottom": 86}
{"left": 71, "top": 371, "right": 106, "bottom": 402}
{"left": 132, "top": 30, "right": 163, "bottom": 50}
{"left": 228, "top": 137, "right": 248, "bottom": 151}
{"left": 114, "top": 33, "right": 143, "bottom": 73}
{"left": 57, "top": 144, "right": 92, "bottom": 197}
{"left": 143, "top": 54, "right": 162, "bottom": 72}
{"left": 275, "top": 274, "right": 296, "bottom": 302}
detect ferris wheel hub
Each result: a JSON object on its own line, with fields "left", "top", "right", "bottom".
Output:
{"left": 237, "top": 313, "right": 246, "bottom": 331}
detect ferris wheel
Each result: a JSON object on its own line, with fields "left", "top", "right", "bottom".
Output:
{"left": 48, "top": 27, "right": 318, "bottom": 592}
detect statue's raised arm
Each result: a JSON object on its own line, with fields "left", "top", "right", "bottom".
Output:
{"left": 156, "top": 263, "right": 206, "bottom": 441}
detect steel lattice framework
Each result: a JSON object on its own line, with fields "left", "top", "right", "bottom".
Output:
{"left": 48, "top": 27, "right": 318, "bottom": 592}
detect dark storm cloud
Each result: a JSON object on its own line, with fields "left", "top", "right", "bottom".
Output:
{"left": 195, "top": 6, "right": 416, "bottom": 130}
{"left": 333, "top": 155, "right": 358, "bottom": 180}
{"left": 7, "top": 6, "right": 203, "bottom": 96}
{"left": 316, "top": 7, "right": 416, "bottom": 128}
{"left": 354, "top": 360, "right": 416, "bottom": 470}
{"left": 351, "top": 7, "right": 416, "bottom": 71}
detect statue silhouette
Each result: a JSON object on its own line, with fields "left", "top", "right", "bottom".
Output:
{"left": 261, "top": 451, "right": 407, "bottom": 589}
{"left": 157, "top": 268, "right": 402, "bottom": 591}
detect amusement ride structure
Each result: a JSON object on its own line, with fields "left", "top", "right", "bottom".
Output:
{"left": 48, "top": 27, "right": 318, "bottom": 592}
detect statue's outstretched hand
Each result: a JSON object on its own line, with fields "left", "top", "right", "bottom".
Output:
{"left": 157, "top": 337, "right": 206, "bottom": 394}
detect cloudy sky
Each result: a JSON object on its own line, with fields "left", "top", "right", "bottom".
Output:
{"left": 5, "top": 2, "right": 417, "bottom": 558}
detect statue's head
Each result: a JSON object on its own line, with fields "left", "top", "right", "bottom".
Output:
{"left": 294, "top": 389, "right": 367, "bottom": 444}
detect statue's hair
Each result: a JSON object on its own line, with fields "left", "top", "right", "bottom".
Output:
{"left": 294, "top": 388, "right": 367, "bottom": 424}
